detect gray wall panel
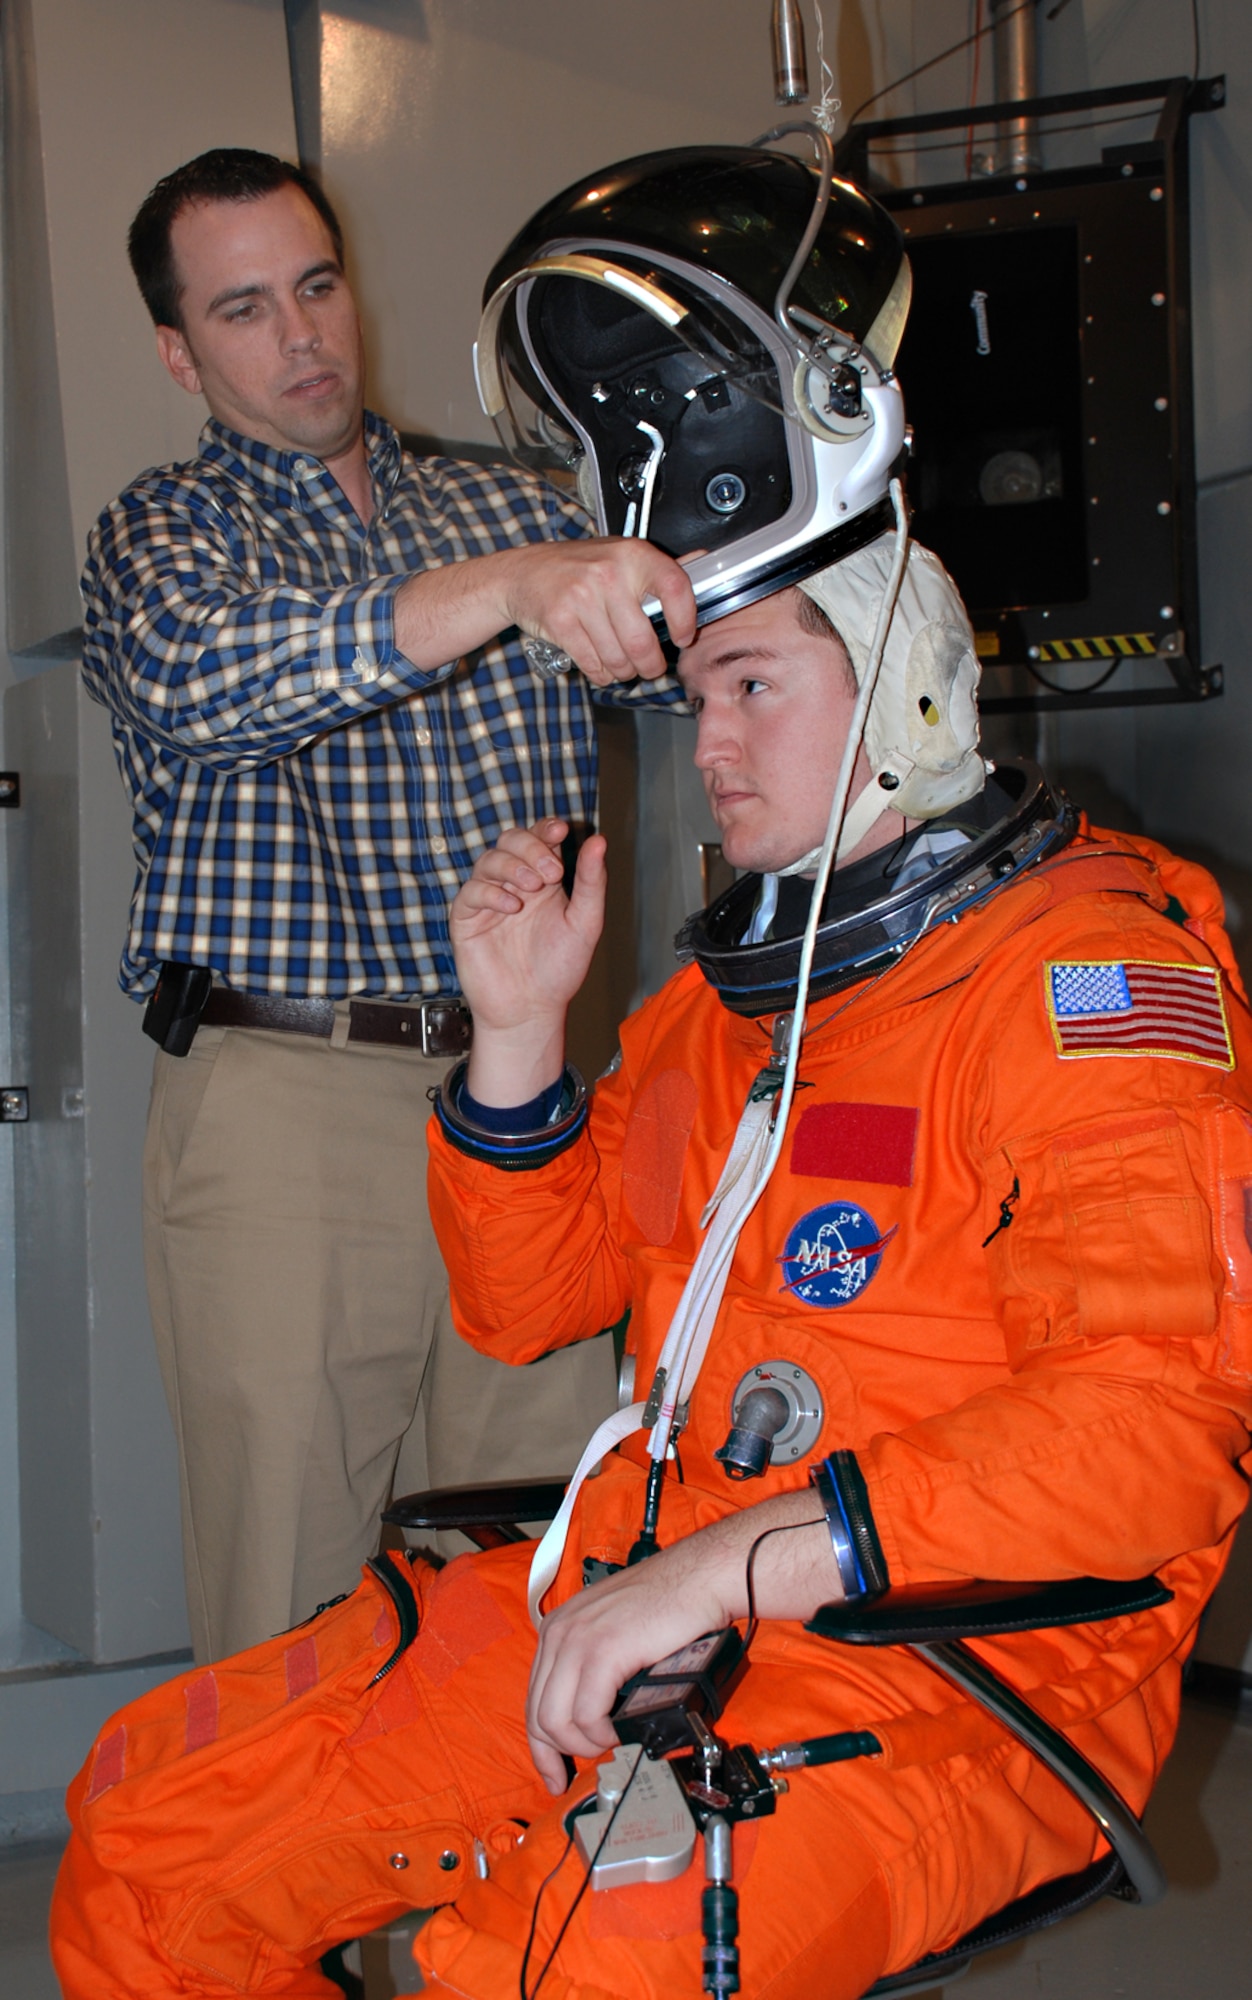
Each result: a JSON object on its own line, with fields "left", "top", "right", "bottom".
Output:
{"left": 6, "top": 667, "right": 188, "bottom": 1661}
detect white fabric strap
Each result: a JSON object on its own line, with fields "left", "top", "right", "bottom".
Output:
{"left": 526, "top": 1072, "right": 779, "bottom": 1624}
{"left": 648, "top": 1090, "right": 778, "bottom": 1449}
{"left": 526, "top": 1076, "right": 779, "bottom": 1624}
{"left": 832, "top": 775, "right": 889, "bottom": 863}
{"left": 527, "top": 1402, "right": 648, "bottom": 1625}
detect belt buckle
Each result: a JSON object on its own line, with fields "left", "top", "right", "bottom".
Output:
{"left": 420, "top": 1000, "right": 470, "bottom": 1058}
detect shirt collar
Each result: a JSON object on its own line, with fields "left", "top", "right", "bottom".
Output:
{"left": 198, "top": 409, "right": 402, "bottom": 515}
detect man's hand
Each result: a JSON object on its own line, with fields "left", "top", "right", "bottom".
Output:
{"left": 526, "top": 1534, "right": 732, "bottom": 1794}
{"left": 394, "top": 538, "right": 696, "bottom": 685}
{"left": 451, "top": 819, "right": 606, "bottom": 1106}
{"left": 497, "top": 538, "right": 696, "bottom": 685}
{"left": 525, "top": 1491, "right": 839, "bottom": 1794}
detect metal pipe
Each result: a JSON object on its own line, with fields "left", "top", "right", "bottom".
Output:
{"left": 916, "top": 1639, "right": 1166, "bottom": 1904}
{"left": 771, "top": 0, "right": 809, "bottom": 105}
{"left": 991, "top": 0, "right": 1041, "bottom": 173}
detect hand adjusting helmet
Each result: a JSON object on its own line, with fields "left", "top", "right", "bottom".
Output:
{"left": 475, "top": 140, "right": 912, "bottom": 634}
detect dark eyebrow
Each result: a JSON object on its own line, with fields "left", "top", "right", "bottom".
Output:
{"left": 205, "top": 261, "right": 341, "bottom": 317}
{"left": 677, "top": 642, "right": 782, "bottom": 685}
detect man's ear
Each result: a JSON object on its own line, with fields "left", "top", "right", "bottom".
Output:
{"left": 155, "top": 324, "right": 202, "bottom": 397}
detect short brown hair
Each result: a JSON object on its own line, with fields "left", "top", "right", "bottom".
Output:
{"left": 128, "top": 149, "right": 345, "bottom": 330}
{"left": 792, "top": 588, "right": 856, "bottom": 689}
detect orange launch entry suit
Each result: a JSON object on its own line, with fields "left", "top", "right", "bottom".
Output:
{"left": 52, "top": 826, "right": 1252, "bottom": 2000}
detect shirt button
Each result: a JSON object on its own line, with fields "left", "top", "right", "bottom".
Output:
{"left": 414, "top": 726, "right": 432, "bottom": 747}
{"left": 431, "top": 837, "right": 447, "bottom": 854}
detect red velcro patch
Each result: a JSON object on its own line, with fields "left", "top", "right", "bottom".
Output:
{"left": 791, "top": 1102, "right": 918, "bottom": 1186}
{"left": 85, "top": 1725, "right": 126, "bottom": 1803}
{"left": 622, "top": 1068, "right": 699, "bottom": 1245}
{"left": 412, "top": 1557, "right": 513, "bottom": 1689}
{"left": 284, "top": 1635, "right": 319, "bottom": 1701}
{"left": 184, "top": 1672, "right": 220, "bottom": 1753}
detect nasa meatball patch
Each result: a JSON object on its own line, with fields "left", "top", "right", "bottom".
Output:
{"left": 779, "top": 1201, "right": 896, "bottom": 1308}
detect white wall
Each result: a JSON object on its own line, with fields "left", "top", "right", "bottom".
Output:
{"left": 311, "top": 0, "right": 806, "bottom": 447}
{"left": 0, "top": 0, "right": 297, "bottom": 1800}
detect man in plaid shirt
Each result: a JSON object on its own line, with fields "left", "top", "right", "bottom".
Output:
{"left": 83, "top": 148, "right": 695, "bottom": 1664}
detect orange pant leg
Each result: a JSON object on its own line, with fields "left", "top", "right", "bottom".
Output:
{"left": 51, "top": 1550, "right": 551, "bottom": 2000}
{"left": 414, "top": 1625, "right": 1098, "bottom": 2000}
{"left": 52, "top": 1548, "right": 1098, "bottom": 2000}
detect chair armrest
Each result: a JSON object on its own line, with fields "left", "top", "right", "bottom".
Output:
{"left": 810, "top": 1574, "right": 1171, "bottom": 1906}
{"left": 806, "top": 1574, "right": 1172, "bottom": 1646}
{"left": 383, "top": 1478, "right": 568, "bottom": 1533}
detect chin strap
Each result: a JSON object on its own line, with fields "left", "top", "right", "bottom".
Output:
{"left": 831, "top": 750, "right": 915, "bottom": 863}
{"left": 527, "top": 482, "right": 914, "bottom": 1626}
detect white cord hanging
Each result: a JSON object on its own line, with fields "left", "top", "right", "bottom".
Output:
{"left": 527, "top": 482, "right": 911, "bottom": 1624}
{"left": 811, "top": 3, "right": 841, "bottom": 135}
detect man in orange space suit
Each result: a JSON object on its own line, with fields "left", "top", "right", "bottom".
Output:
{"left": 51, "top": 143, "right": 1252, "bottom": 1999}
{"left": 51, "top": 526, "right": 1252, "bottom": 1999}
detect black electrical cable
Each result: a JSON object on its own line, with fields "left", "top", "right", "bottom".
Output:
{"left": 868, "top": 106, "right": 1159, "bottom": 161}
{"left": 742, "top": 1514, "right": 826, "bottom": 1655}
{"left": 518, "top": 1825, "right": 576, "bottom": 2000}
{"left": 847, "top": 0, "right": 1040, "bottom": 130}
{"left": 850, "top": 0, "right": 1202, "bottom": 147}
{"left": 519, "top": 1753, "right": 641, "bottom": 2000}
{"left": 1024, "top": 655, "right": 1124, "bottom": 696}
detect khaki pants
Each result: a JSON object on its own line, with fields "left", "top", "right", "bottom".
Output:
{"left": 143, "top": 1016, "right": 616, "bottom": 1662}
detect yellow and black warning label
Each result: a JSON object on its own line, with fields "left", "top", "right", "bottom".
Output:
{"left": 1034, "top": 633, "right": 1157, "bottom": 662}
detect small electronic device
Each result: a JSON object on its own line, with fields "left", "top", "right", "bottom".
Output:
{"left": 610, "top": 1627, "right": 747, "bottom": 1759}
{"left": 572, "top": 1743, "right": 696, "bottom": 1889}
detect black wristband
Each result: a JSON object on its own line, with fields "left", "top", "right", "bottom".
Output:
{"left": 433, "top": 1059, "right": 588, "bottom": 1171}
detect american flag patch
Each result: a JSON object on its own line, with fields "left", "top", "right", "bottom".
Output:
{"left": 1045, "top": 960, "right": 1234, "bottom": 1068}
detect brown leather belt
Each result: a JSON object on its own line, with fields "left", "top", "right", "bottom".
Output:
{"left": 201, "top": 990, "right": 472, "bottom": 1057}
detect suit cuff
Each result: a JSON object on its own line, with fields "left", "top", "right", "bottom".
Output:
{"left": 433, "top": 1059, "right": 588, "bottom": 1171}
{"left": 810, "top": 1452, "right": 891, "bottom": 1600}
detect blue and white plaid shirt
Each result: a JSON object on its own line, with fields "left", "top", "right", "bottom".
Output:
{"left": 83, "top": 413, "right": 680, "bottom": 1000}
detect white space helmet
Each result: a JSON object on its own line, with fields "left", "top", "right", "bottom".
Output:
{"left": 798, "top": 534, "right": 984, "bottom": 857}
{"left": 475, "top": 144, "right": 912, "bottom": 632}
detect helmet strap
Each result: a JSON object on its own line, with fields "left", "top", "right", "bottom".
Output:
{"left": 832, "top": 778, "right": 890, "bottom": 864}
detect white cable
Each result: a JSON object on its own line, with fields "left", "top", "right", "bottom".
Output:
{"left": 812, "top": 3, "right": 842, "bottom": 135}
{"left": 643, "top": 478, "right": 911, "bottom": 1442}
{"left": 528, "top": 481, "right": 912, "bottom": 1622}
